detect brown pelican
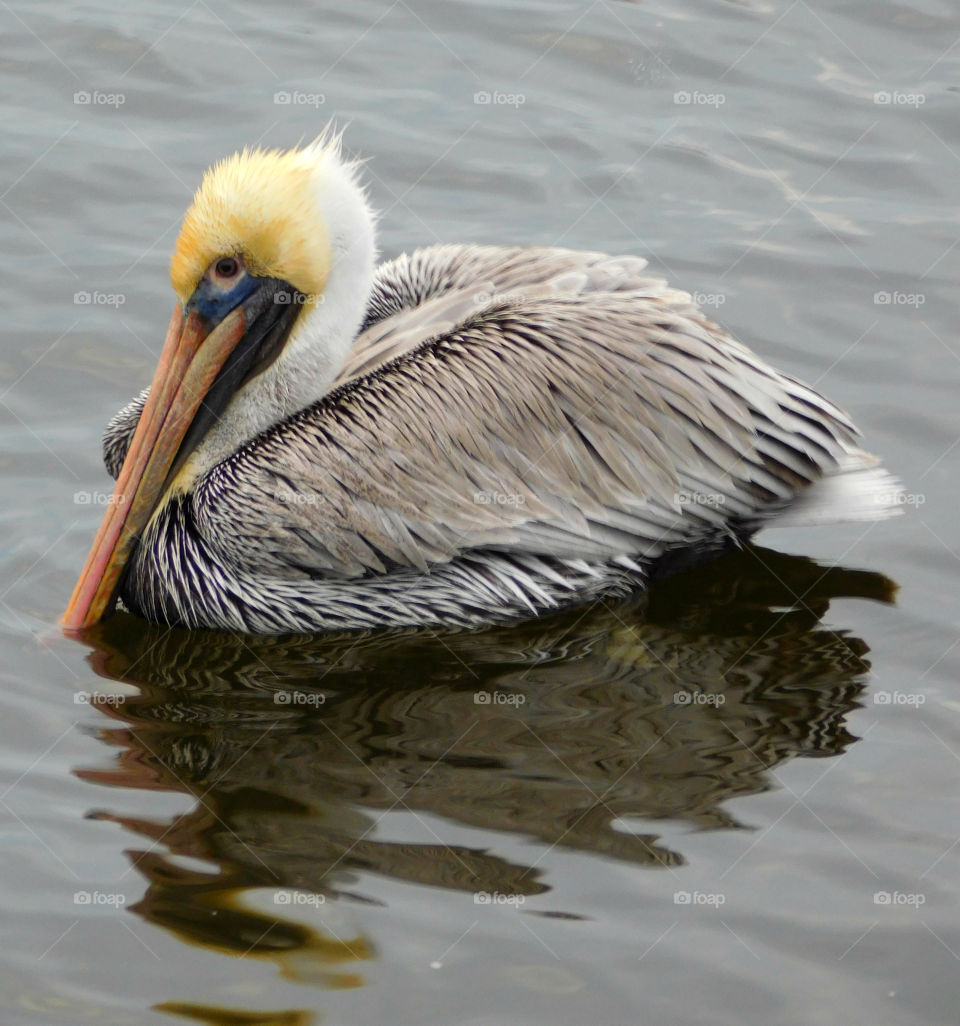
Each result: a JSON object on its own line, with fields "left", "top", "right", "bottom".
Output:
{"left": 63, "top": 134, "right": 900, "bottom": 634}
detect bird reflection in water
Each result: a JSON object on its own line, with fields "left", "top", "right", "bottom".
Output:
{"left": 71, "top": 544, "right": 894, "bottom": 1015}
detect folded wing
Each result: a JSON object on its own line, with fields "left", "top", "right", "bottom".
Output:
{"left": 189, "top": 245, "right": 884, "bottom": 581}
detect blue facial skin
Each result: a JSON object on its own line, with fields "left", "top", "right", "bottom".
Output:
{"left": 185, "top": 272, "right": 262, "bottom": 327}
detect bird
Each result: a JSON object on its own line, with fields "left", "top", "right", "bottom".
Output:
{"left": 63, "top": 131, "right": 900, "bottom": 635}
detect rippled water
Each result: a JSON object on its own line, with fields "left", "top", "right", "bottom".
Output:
{"left": 2, "top": 1, "right": 959, "bottom": 1023}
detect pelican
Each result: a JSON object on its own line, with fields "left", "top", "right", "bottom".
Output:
{"left": 63, "top": 133, "right": 900, "bottom": 635}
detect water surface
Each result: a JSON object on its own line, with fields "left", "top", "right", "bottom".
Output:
{"left": 1, "top": 1, "right": 958, "bottom": 1023}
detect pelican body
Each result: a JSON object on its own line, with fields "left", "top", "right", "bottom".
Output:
{"left": 64, "top": 136, "right": 899, "bottom": 634}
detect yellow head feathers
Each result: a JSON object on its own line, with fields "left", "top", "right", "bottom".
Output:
{"left": 170, "top": 138, "right": 340, "bottom": 303}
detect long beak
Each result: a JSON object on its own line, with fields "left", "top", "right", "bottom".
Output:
{"left": 62, "top": 305, "right": 248, "bottom": 632}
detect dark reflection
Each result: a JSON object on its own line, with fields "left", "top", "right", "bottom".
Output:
{"left": 156, "top": 1004, "right": 312, "bottom": 1026}
{"left": 72, "top": 545, "right": 894, "bottom": 997}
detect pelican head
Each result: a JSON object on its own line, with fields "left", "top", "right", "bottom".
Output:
{"left": 64, "top": 134, "right": 376, "bottom": 630}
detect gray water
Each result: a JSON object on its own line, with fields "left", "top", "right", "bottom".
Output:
{"left": 2, "top": 1, "right": 959, "bottom": 1023}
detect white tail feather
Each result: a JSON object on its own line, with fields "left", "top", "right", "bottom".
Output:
{"left": 770, "top": 455, "right": 904, "bottom": 528}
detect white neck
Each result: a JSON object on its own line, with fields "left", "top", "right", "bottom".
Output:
{"left": 182, "top": 159, "right": 377, "bottom": 482}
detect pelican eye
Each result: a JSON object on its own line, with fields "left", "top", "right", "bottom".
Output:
{"left": 215, "top": 256, "right": 240, "bottom": 279}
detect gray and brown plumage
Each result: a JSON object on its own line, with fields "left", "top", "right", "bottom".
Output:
{"left": 66, "top": 139, "right": 900, "bottom": 635}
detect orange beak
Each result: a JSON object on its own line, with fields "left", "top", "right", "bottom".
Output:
{"left": 62, "top": 305, "right": 248, "bottom": 632}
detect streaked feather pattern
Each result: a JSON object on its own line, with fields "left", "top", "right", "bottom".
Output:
{"left": 105, "top": 244, "right": 899, "bottom": 633}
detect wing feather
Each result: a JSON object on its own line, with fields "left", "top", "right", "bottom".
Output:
{"left": 193, "top": 245, "right": 864, "bottom": 580}
{"left": 104, "top": 245, "right": 888, "bottom": 592}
